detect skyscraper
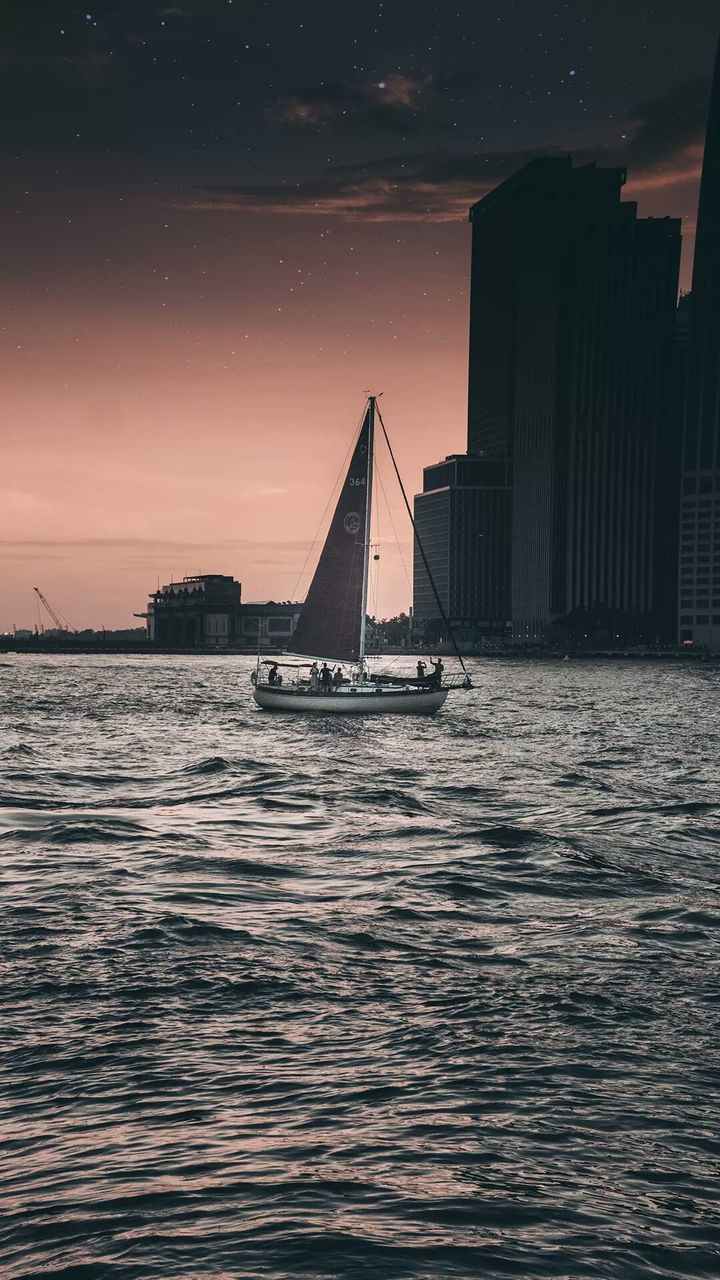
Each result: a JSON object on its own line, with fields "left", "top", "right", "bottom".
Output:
{"left": 413, "top": 454, "right": 510, "bottom": 640}
{"left": 679, "top": 38, "right": 720, "bottom": 649}
{"left": 467, "top": 156, "right": 681, "bottom": 643}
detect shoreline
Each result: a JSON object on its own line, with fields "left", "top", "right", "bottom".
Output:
{"left": 0, "top": 640, "right": 716, "bottom": 662}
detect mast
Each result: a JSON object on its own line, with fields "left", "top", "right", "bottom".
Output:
{"left": 376, "top": 401, "right": 469, "bottom": 679}
{"left": 358, "top": 395, "right": 375, "bottom": 667}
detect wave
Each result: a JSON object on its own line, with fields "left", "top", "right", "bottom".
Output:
{"left": 181, "top": 755, "right": 233, "bottom": 776}
{"left": 3, "top": 654, "right": 720, "bottom": 1280}
{"left": 0, "top": 816, "right": 151, "bottom": 844}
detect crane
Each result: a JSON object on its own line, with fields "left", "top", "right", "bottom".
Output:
{"left": 33, "top": 587, "right": 76, "bottom": 634}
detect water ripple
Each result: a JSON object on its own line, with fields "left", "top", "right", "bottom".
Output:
{"left": 1, "top": 654, "right": 720, "bottom": 1279}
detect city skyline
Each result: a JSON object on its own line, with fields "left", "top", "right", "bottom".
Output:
{"left": 2, "top": 1, "right": 718, "bottom": 630}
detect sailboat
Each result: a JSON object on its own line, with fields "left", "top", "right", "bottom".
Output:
{"left": 252, "top": 396, "right": 471, "bottom": 714}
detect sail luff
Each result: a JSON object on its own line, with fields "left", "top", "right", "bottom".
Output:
{"left": 289, "top": 403, "right": 372, "bottom": 663}
{"left": 358, "top": 396, "right": 375, "bottom": 666}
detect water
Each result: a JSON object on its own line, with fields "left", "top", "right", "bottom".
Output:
{"left": 1, "top": 655, "right": 720, "bottom": 1280}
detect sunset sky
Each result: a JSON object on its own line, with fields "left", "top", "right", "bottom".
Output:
{"left": 2, "top": 0, "right": 718, "bottom": 630}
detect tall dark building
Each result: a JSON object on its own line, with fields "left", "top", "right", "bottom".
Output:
{"left": 660, "top": 293, "right": 692, "bottom": 640}
{"left": 413, "top": 454, "right": 510, "bottom": 640}
{"left": 467, "top": 156, "right": 681, "bottom": 642}
{"left": 679, "top": 39, "right": 720, "bottom": 650}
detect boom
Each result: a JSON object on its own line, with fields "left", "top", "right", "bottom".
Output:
{"left": 33, "top": 587, "right": 75, "bottom": 633}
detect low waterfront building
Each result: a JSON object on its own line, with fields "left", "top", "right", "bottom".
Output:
{"left": 145, "top": 580, "right": 305, "bottom": 649}
{"left": 237, "top": 601, "right": 303, "bottom": 648}
{"left": 147, "top": 575, "right": 242, "bottom": 646}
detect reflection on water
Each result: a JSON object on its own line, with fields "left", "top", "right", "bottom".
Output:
{"left": 1, "top": 655, "right": 720, "bottom": 1279}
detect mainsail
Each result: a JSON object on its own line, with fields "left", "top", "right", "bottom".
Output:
{"left": 291, "top": 405, "right": 372, "bottom": 662}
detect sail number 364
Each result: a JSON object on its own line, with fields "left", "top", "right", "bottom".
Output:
{"left": 349, "top": 477, "right": 366, "bottom": 486}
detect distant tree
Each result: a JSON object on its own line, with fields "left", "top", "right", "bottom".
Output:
{"left": 374, "top": 613, "right": 410, "bottom": 646}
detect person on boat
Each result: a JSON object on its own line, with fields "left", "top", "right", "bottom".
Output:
{"left": 268, "top": 663, "right": 280, "bottom": 686}
{"left": 416, "top": 659, "right": 427, "bottom": 682}
{"left": 430, "top": 658, "right": 444, "bottom": 687}
{"left": 332, "top": 666, "right": 343, "bottom": 690}
{"left": 320, "top": 662, "right": 332, "bottom": 692}
{"left": 309, "top": 662, "right": 319, "bottom": 691}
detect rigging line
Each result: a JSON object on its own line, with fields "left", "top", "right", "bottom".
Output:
{"left": 376, "top": 404, "right": 468, "bottom": 677}
{"left": 375, "top": 457, "right": 412, "bottom": 593}
{"left": 288, "top": 402, "right": 367, "bottom": 603}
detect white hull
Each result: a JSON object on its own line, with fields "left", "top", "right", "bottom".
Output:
{"left": 253, "top": 683, "right": 449, "bottom": 715}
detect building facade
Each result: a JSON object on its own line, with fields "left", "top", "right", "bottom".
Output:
{"left": 467, "top": 156, "right": 681, "bottom": 642}
{"left": 147, "top": 575, "right": 242, "bottom": 645}
{"left": 146, "top": 579, "right": 304, "bottom": 649}
{"left": 237, "top": 602, "right": 303, "bottom": 648}
{"left": 679, "top": 39, "right": 720, "bottom": 650}
{"left": 413, "top": 454, "right": 511, "bottom": 641}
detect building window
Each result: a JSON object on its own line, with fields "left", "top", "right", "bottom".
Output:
{"left": 680, "top": 615, "right": 693, "bottom": 625}
{"left": 696, "top": 616, "right": 709, "bottom": 625}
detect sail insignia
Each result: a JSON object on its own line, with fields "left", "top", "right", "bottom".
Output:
{"left": 290, "top": 406, "right": 372, "bottom": 662}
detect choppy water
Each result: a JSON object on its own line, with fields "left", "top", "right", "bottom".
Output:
{"left": 2, "top": 655, "right": 720, "bottom": 1280}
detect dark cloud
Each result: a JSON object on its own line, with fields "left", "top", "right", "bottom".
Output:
{"left": 272, "top": 72, "right": 439, "bottom": 133}
{"left": 193, "top": 73, "right": 711, "bottom": 222}
{"left": 191, "top": 148, "right": 553, "bottom": 222}
{"left": 272, "top": 69, "right": 483, "bottom": 129}
{"left": 625, "top": 76, "right": 709, "bottom": 167}
{"left": 622, "top": 75, "right": 710, "bottom": 193}
{"left": 0, "top": 537, "right": 310, "bottom": 560}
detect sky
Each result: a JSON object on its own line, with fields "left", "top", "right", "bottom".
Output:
{"left": 1, "top": 0, "right": 718, "bottom": 630}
